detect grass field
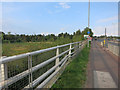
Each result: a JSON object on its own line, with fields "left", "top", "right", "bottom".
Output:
{"left": 2, "top": 38, "right": 76, "bottom": 56}
{"left": 52, "top": 44, "right": 90, "bottom": 88}
{"left": 2, "top": 42, "right": 62, "bottom": 56}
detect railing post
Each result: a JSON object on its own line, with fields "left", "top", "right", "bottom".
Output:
{"left": 0, "top": 56, "right": 8, "bottom": 80}
{"left": 28, "top": 55, "right": 33, "bottom": 88}
{"left": 0, "top": 56, "right": 8, "bottom": 89}
{"left": 69, "top": 44, "right": 72, "bottom": 58}
{"left": 55, "top": 47, "right": 59, "bottom": 71}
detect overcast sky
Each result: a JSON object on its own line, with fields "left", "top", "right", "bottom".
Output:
{"left": 1, "top": 2, "right": 118, "bottom": 36}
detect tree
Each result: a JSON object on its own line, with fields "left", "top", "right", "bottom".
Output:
{"left": 82, "top": 27, "right": 93, "bottom": 37}
{"left": 1, "top": 32, "right": 5, "bottom": 41}
{"left": 8, "top": 32, "right": 11, "bottom": 35}
{"left": 2, "top": 27, "right": 94, "bottom": 43}
{"left": 75, "top": 29, "right": 81, "bottom": 35}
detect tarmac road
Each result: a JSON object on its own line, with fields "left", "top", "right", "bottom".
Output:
{"left": 97, "top": 38, "right": 120, "bottom": 47}
{"left": 85, "top": 40, "right": 119, "bottom": 88}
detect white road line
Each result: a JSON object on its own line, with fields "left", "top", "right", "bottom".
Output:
{"left": 94, "top": 71, "right": 117, "bottom": 88}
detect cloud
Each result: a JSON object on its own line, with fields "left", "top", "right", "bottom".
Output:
{"left": 58, "top": 2, "right": 71, "bottom": 9}
{"left": 97, "top": 16, "right": 118, "bottom": 23}
{"left": 93, "top": 23, "right": 118, "bottom": 36}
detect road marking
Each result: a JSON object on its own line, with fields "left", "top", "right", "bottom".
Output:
{"left": 94, "top": 71, "right": 117, "bottom": 88}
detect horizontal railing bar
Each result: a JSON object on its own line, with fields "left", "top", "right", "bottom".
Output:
{"left": 70, "top": 51, "right": 75, "bottom": 55}
{"left": 25, "top": 54, "right": 69, "bottom": 88}
{"left": 36, "top": 56, "right": 69, "bottom": 88}
{"left": 0, "top": 47, "right": 74, "bottom": 88}
{"left": 1, "top": 42, "right": 80, "bottom": 64}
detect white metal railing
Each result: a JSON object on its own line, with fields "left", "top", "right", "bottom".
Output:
{"left": 0, "top": 41, "right": 87, "bottom": 89}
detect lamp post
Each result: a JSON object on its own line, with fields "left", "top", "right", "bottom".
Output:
{"left": 104, "top": 28, "right": 106, "bottom": 47}
{"left": 88, "top": 0, "right": 90, "bottom": 47}
{"left": 88, "top": 0, "right": 90, "bottom": 28}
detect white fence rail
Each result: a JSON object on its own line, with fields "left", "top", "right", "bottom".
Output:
{"left": 0, "top": 41, "right": 87, "bottom": 89}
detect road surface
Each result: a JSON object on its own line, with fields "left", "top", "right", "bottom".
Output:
{"left": 97, "top": 38, "right": 120, "bottom": 48}
{"left": 85, "top": 41, "right": 119, "bottom": 88}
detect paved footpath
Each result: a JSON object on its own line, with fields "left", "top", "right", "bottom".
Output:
{"left": 85, "top": 41, "right": 120, "bottom": 88}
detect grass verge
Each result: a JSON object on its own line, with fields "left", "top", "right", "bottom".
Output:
{"left": 52, "top": 44, "right": 90, "bottom": 88}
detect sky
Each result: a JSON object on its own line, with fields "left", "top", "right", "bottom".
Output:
{"left": 1, "top": 2, "right": 118, "bottom": 36}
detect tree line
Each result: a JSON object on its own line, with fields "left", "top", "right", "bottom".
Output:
{"left": 1, "top": 27, "right": 93, "bottom": 43}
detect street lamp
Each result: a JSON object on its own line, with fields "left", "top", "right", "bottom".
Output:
{"left": 88, "top": 0, "right": 90, "bottom": 28}
{"left": 88, "top": 0, "right": 90, "bottom": 47}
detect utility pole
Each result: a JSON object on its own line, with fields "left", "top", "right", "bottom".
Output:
{"left": 105, "top": 28, "right": 106, "bottom": 38}
{"left": 104, "top": 28, "right": 106, "bottom": 47}
{"left": 88, "top": 0, "right": 90, "bottom": 28}
{"left": 88, "top": 0, "right": 90, "bottom": 47}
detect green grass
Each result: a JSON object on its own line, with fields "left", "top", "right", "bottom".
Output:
{"left": 2, "top": 39, "right": 76, "bottom": 56}
{"left": 52, "top": 45, "right": 90, "bottom": 88}
{"left": 2, "top": 42, "right": 60, "bottom": 56}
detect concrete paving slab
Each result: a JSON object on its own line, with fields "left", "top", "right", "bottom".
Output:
{"left": 94, "top": 71, "right": 117, "bottom": 88}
